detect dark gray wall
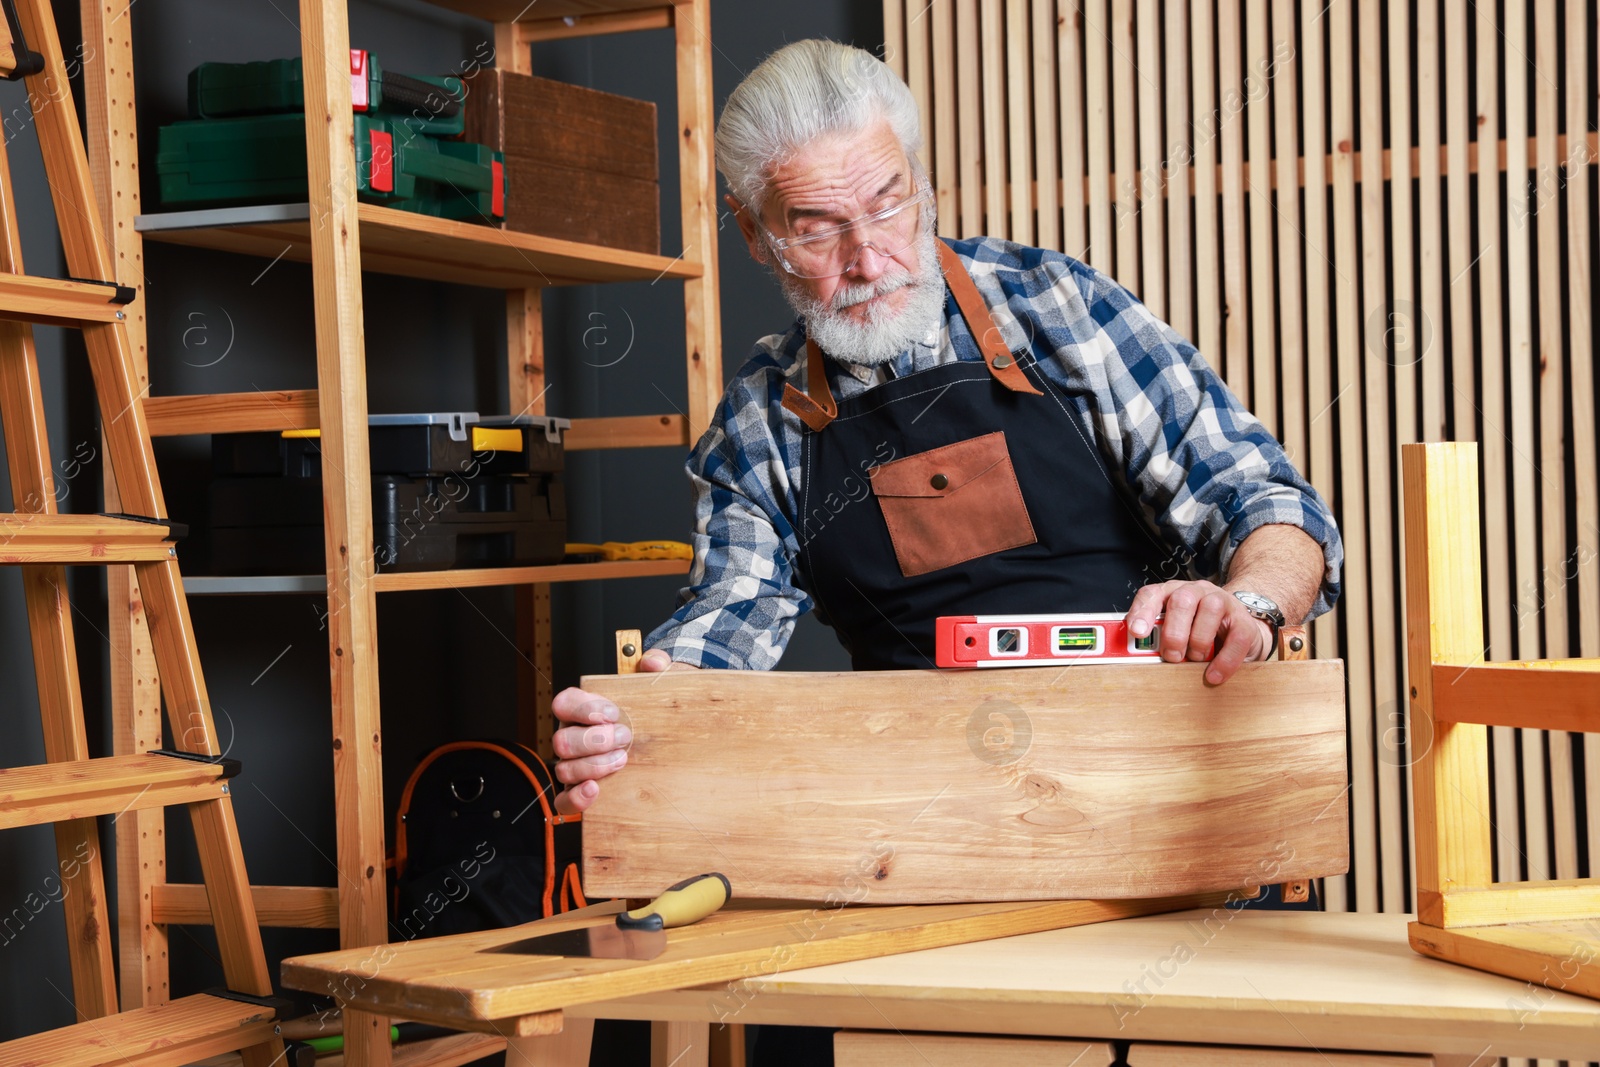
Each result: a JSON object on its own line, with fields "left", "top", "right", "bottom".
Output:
{"left": 0, "top": 0, "right": 881, "bottom": 1041}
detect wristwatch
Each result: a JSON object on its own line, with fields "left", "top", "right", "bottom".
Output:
{"left": 1233, "top": 591, "right": 1286, "bottom": 661}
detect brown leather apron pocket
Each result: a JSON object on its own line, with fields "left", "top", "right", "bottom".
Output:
{"left": 868, "top": 430, "right": 1038, "bottom": 577}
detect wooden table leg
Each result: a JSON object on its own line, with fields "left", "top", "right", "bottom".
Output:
{"left": 505, "top": 1017, "right": 595, "bottom": 1067}
{"left": 652, "top": 1020, "right": 711, "bottom": 1067}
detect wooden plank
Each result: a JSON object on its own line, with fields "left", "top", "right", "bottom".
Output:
{"left": 1299, "top": 2, "right": 1337, "bottom": 828}
{"left": 1533, "top": 0, "right": 1576, "bottom": 884}
{"left": 1110, "top": 0, "right": 1138, "bottom": 291}
{"left": 1503, "top": 0, "right": 1545, "bottom": 891}
{"left": 1006, "top": 0, "right": 1033, "bottom": 245}
{"left": 1164, "top": 0, "right": 1191, "bottom": 339}
{"left": 1567, "top": 0, "right": 1600, "bottom": 882}
{"left": 150, "top": 884, "right": 341, "bottom": 928}
{"left": 1059, "top": 0, "right": 1087, "bottom": 255}
{"left": 80, "top": 0, "right": 165, "bottom": 1015}
{"left": 582, "top": 910, "right": 1600, "bottom": 1059}
{"left": 1387, "top": 0, "right": 1415, "bottom": 445}
{"left": 581, "top": 663, "right": 1347, "bottom": 901}
{"left": 673, "top": 0, "right": 721, "bottom": 440}
{"left": 430, "top": 0, "right": 681, "bottom": 20}
{"left": 1435, "top": 879, "right": 1600, "bottom": 929}
{"left": 505, "top": 1019, "right": 592, "bottom": 1067}
{"left": 650, "top": 1021, "right": 707, "bottom": 1067}
{"left": 0, "top": 753, "right": 226, "bottom": 829}
{"left": 1429, "top": 663, "right": 1600, "bottom": 733}
{"left": 981, "top": 0, "right": 1008, "bottom": 237}
{"left": 1030, "top": 0, "right": 1059, "bottom": 249}
{"left": 282, "top": 892, "right": 1237, "bottom": 1024}
{"left": 907, "top": 0, "right": 933, "bottom": 224}
{"left": 144, "top": 390, "right": 319, "bottom": 436}
{"left": 1269, "top": 0, "right": 1299, "bottom": 467}
{"left": 1409, "top": 919, "right": 1600, "bottom": 1002}
{"left": 1083, "top": 0, "right": 1113, "bottom": 272}
{"left": 1403, "top": 444, "right": 1494, "bottom": 921}
{"left": 1472, "top": 0, "right": 1517, "bottom": 889}
{"left": 1135, "top": 0, "right": 1163, "bottom": 316}
{"left": 1129, "top": 1046, "right": 1431, "bottom": 1066}
{"left": 295, "top": 1, "right": 389, "bottom": 1063}
{"left": 956, "top": 0, "right": 984, "bottom": 238}
{"left": 0, "top": 271, "right": 135, "bottom": 325}
{"left": 0, "top": 992, "right": 279, "bottom": 1067}
{"left": 1244, "top": 0, "right": 1274, "bottom": 432}
{"left": 1443, "top": 0, "right": 1473, "bottom": 436}
{"left": 932, "top": 0, "right": 958, "bottom": 233}
{"left": 518, "top": 8, "right": 671, "bottom": 41}
{"left": 1415, "top": 0, "right": 1445, "bottom": 444}
{"left": 837, "top": 1031, "right": 1114, "bottom": 1065}
{"left": 1356, "top": 0, "right": 1402, "bottom": 916}
{"left": 371, "top": 559, "right": 688, "bottom": 593}
{"left": 1217, "top": 0, "right": 1249, "bottom": 402}
{"left": 1192, "top": 0, "right": 1220, "bottom": 383}
{"left": 1329, "top": 0, "right": 1376, "bottom": 914}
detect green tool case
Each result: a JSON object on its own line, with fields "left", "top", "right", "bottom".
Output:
{"left": 188, "top": 50, "right": 466, "bottom": 137}
{"left": 157, "top": 112, "right": 505, "bottom": 221}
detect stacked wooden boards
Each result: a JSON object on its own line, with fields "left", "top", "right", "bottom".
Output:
{"left": 581, "top": 662, "right": 1350, "bottom": 902}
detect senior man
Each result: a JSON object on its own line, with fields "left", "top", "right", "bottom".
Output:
{"left": 550, "top": 39, "right": 1341, "bottom": 806}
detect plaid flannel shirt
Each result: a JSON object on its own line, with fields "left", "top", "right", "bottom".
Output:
{"left": 646, "top": 236, "right": 1343, "bottom": 670}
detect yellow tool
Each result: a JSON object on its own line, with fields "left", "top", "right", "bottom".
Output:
{"left": 565, "top": 540, "right": 693, "bottom": 562}
{"left": 617, "top": 872, "right": 733, "bottom": 931}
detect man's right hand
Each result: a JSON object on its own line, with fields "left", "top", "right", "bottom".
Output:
{"left": 550, "top": 650, "right": 698, "bottom": 815}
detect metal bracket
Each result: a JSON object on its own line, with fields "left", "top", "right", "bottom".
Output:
{"left": 151, "top": 748, "right": 242, "bottom": 781}
{"left": 0, "top": 0, "right": 44, "bottom": 81}
{"left": 69, "top": 275, "right": 138, "bottom": 304}
{"left": 104, "top": 512, "right": 190, "bottom": 542}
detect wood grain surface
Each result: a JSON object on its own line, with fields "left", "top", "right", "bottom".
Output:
{"left": 579, "top": 663, "right": 1348, "bottom": 902}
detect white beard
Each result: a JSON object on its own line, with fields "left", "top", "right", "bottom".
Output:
{"left": 779, "top": 219, "right": 945, "bottom": 367}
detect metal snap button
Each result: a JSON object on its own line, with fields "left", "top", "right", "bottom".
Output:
{"left": 992, "top": 354, "right": 1013, "bottom": 369}
{"left": 931, "top": 473, "right": 949, "bottom": 490}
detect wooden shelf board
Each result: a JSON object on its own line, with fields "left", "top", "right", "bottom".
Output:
{"left": 426, "top": 0, "right": 676, "bottom": 22}
{"left": 372, "top": 558, "right": 689, "bottom": 592}
{"left": 135, "top": 203, "right": 701, "bottom": 291}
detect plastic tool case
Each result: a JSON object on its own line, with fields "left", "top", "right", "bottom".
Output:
{"left": 209, "top": 413, "right": 569, "bottom": 574}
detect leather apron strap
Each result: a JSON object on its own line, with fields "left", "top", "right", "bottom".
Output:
{"left": 781, "top": 243, "right": 1043, "bottom": 431}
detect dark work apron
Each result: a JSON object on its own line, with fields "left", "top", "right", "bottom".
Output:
{"left": 787, "top": 241, "right": 1170, "bottom": 671}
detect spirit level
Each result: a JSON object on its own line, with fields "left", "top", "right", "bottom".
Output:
{"left": 935, "top": 612, "right": 1179, "bottom": 668}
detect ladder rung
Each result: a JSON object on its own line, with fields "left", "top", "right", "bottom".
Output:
{"left": 0, "top": 752, "right": 230, "bottom": 830}
{"left": 0, "top": 512, "right": 176, "bottom": 564}
{"left": 0, "top": 271, "right": 131, "bottom": 327}
{"left": 0, "top": 992, "right": 279, "bottom": 1067}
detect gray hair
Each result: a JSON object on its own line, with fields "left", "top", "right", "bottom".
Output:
{"left": 715, "top": 40, "right": 924, "bottom": 217}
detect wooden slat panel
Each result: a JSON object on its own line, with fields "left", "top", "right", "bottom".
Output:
{"left": 1164, "top": 0, "right": 1192, "bottom": 340}
{"left": 1058, "top": 0, "right": 1087, "bottom": 255}
{"left": 582, "top": 664, "right": 1347, "bottom": 901}
{"left": 1110, "top": 0, "right": 1138, "bottom": 292}
{"left": 1568, "top": 0, "right": 1600, "bottom": 883}
{"left": 1330, "top": 0, "right": 1378, "bottom": 914}
{"left": 1083, "top": 0, "right": 1113, "bottom": 272}
{"left": 906, "top": 0, "right": 933, "bottom": 220}
{"left": 956, "top": 0, "right": 984, "bottom": 237}
{"left": 1135, "top": 0, "right": 1164, "bottom": 316}
{"left": 981, "top": 0, "right": 1008, "bottom": 236}
{"left": 1031, "top": 0, "right": 1059, "bottom": 250}
{"left": 1503, "top": 0, "right": 1546, "bottom": 892}
{"left": 1244, "top": 0, "right": 1274, "bottom": 432}
{"left": 1533, "top": 0, "right": 1577, "bottom": 886}
{"left": 1268, "top": 0, "right": 1301, "bottom": 497}
{"left": 1217, "top": 0, "right": 1249, "bottom": 401}
{"left": 1191, "top": 0, "right": 1221, "bottom": 370}
{"left": 1006, "top": 0, "right": 1033, "bottom": 245}
{"left": 932, "top": 0, "right": 958, "bottom": 231}
{"left": 1415, "top": 0, "right": 1445, "bottom": 444}
{"left": 1358, "top": 0, "right": 1402, "bottom": 915}
{"left": 884, "top": 0, "right": 906, "bottom": 82}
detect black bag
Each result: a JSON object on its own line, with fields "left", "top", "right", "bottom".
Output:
{"left": 391, "top": 739, "right": 584, "bottom": 940}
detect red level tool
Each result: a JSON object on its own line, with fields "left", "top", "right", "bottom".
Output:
{"left": 935, "top": 612, "right": 1184, "bottom": 668}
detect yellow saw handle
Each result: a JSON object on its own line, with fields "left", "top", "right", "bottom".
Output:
{"left": 616, "top": 872, "right": 732, "bottom": 931}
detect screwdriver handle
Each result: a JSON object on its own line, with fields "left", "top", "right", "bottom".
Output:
{"left": 617, "top": 872, "right": 732, "bottom": 931}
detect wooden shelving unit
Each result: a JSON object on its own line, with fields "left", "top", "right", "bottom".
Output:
{"left": 86, "top": 2, "right": 722, "bottom": 1065}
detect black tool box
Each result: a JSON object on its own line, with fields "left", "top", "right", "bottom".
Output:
{"left": 209, "top": 413, "right": 569, "bottom": 574}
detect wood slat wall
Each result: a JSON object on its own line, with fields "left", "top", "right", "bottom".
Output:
{"left": 887, "top": 0, "right": 1600, "bottom": 945}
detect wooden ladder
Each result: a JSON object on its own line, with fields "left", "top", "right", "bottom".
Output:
{"left": 0, "top": 2, "right": 284, "bottom": 1064}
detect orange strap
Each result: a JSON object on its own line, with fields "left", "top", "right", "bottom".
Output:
{"left": 780, "top": 245, "right": 1043, "bottom": 433}
{"left": 935, "top": 241, "right": 1043, "bottom": 396}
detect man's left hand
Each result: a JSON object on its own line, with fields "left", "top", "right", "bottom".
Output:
{"left": 1125, "top": 580, "right": 1272, "bottom": 686}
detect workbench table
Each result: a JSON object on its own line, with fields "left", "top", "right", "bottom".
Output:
{"left": 571, "top": 909, "right": 1600, "bottom": 1064}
